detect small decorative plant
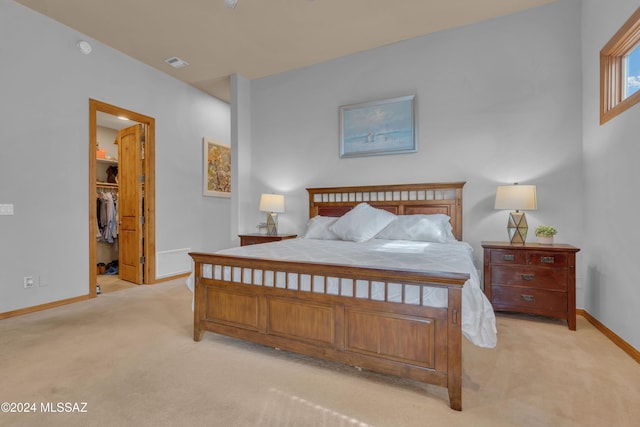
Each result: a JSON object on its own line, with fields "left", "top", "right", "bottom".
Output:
{"left": 535, "top": 226, "right": 557, "bottom": 237}
{"left": 257, "top": 222, "right": 268, "bottom": 235}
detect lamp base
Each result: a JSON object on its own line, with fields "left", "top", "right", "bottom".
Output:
{"left": 507, "top": 211, "right": 528, "bottom": 244}
{"left": 266, "top": 212, "right": 278, "bottom": 235}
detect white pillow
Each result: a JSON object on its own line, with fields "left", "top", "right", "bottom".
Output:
{"left": 330, "top": 203, "right": 396, "bottom": 242}
{"left": 302, "top": 216, "right": 340, "bottom": 240}
{"left": 375, "top": 214, "right": 456, "bottom": 242}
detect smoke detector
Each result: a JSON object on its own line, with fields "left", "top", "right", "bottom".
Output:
{"left": 164, "top": 56, "right": 189, "bottom": 69}
{"left": 77, "top": 40, "right": 92, "bottom": 55}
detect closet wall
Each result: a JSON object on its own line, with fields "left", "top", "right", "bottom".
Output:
{"left": 97, "top": 126, "right": 118, "bottom": 159}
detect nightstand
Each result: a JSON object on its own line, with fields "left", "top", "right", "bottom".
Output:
{"left": 482, "top": 241, "right": 580, "bottom": 330}
{"left": 238, "top": 234, "right": 297, "bottom": 246}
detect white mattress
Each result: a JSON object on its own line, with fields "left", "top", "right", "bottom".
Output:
{"left": 188, "top": 238, "right": 497, "bottom": 348}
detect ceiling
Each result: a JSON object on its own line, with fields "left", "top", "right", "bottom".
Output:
{"left": 96, "top": 111, "right": 140, "bottom": 130}
{"left": 15, "top": 0, "right": 556, "bottom": 103}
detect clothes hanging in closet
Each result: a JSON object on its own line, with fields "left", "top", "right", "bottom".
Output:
{"left": 97, "top": 191, "right": 118, "bottom": 243}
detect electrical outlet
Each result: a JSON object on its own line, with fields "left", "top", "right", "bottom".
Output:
{"left": 24, "top": 276, "right": 34, "bottom": 289}
{"left": 38, "top": 275, "right": 47, "bottom": 287}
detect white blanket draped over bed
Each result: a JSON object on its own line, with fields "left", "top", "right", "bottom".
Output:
{"left": 187, "top": 238, "right": 497, "bottom": 348}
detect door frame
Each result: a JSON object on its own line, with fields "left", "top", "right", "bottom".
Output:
{"left": 89, "top": 99, "right": 156, "bottom": 297}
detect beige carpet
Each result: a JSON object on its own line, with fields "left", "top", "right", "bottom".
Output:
{"left": 1, "top": 278, "right": 638, "bottom": 427}
{"left": 96, "top": 275, "right": 137, "bottom": 294}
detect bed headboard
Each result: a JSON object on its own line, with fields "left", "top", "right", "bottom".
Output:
{"left": 307, "top": 182, "right": 465, "bottom": 241}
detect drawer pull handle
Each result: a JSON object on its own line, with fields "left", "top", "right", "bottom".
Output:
{"left": 502, "top": 255, "right": 515, "bottom": 261}
{"left": 541, "top": 256, "right": 555, "bottom": 264}
{"left": 521, "top": 274, "right": 535, "bottom": 281}
{"left": 521, "top": 294, "right": 534, "bottom": 302}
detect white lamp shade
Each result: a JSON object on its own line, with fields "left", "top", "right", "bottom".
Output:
{"left": 494, "top": 185, "right": 537, "bottom": 211}
{"left": 259, "top": 193, "right": 285, "bottom": 213}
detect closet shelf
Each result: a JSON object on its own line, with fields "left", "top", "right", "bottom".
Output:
{"left": 97, "top": 158, "right": 118, "bottom": 164}
{"left": 97, "top": 182, "right": 118, "bottom": 188}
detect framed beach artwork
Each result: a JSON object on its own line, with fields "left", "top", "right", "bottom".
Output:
{"left": 339, "top": 95, "right": 417, "bottom": 158}
{"left": 203, "top": 137, "right": 231, "bottom": 198}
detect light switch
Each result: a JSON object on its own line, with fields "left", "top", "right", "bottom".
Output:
{"left": 0, "top": 204, "right": 14, "bottom": 215}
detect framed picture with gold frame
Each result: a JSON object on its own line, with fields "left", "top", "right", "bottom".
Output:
{"left": 203, "top": 137, "right": 231, "bottom": 198}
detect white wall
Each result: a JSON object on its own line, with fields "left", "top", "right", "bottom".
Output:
{"left": 248, "top": 1, "right": 584, "bottom": 294}
{"left": 0, "top": 0, "right": 230, "bottom": 312}
{"left": 581, "top": 0, "right": 640, "bottom": 350}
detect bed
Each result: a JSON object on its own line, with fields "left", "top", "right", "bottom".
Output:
{"left": 189, "top": 182, "right": 496, "bottom": 410}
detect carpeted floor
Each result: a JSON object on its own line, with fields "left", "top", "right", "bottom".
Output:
{"left": 96, "top": 275, "right": 137, "bottom": 294}
{"left": 1, "top": 278, "right": 638, "bottom": 427}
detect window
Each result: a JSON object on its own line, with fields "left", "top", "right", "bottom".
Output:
{"left": 600, "top": 7, "right": 640, "bottom": 124}
{"left": 625, "top": 43, "right": 640, "bottom": 98}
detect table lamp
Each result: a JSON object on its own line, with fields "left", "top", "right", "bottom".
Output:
{"left": 494, "top": 183, "right": 537, "bottom": 244}
{"left": 259, "top": 193, "right": 285, "bottom": 235}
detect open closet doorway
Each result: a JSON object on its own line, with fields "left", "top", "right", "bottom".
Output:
{"left": 89, "top": 99, "right": 156, "bottom": 297}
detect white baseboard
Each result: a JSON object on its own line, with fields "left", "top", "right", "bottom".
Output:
{"left": 156, "top": 248, "right": 191, "bottom": 279}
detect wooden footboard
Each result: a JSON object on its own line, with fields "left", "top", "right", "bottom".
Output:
{"left": 190, "top": 252, "right": 468, "bottom": 410}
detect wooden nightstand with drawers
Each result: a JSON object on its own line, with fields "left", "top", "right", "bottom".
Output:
{"left": 482, "top": 241, "right": 580, "bottom": 330}
{"left": 238, "top": 234, "right": 297, "bottom": 246}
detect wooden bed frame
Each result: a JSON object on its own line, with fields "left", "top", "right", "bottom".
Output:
{"left": 190, "top": 182, "right": 469, "bottom": 410}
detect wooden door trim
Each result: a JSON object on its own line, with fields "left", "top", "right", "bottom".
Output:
{"left": 89, "top": 99, "right": 156, "bottom": 297}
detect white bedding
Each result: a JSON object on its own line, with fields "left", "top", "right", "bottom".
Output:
{"left": 187, "top": 238, "right": 497, "bottom": 348}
